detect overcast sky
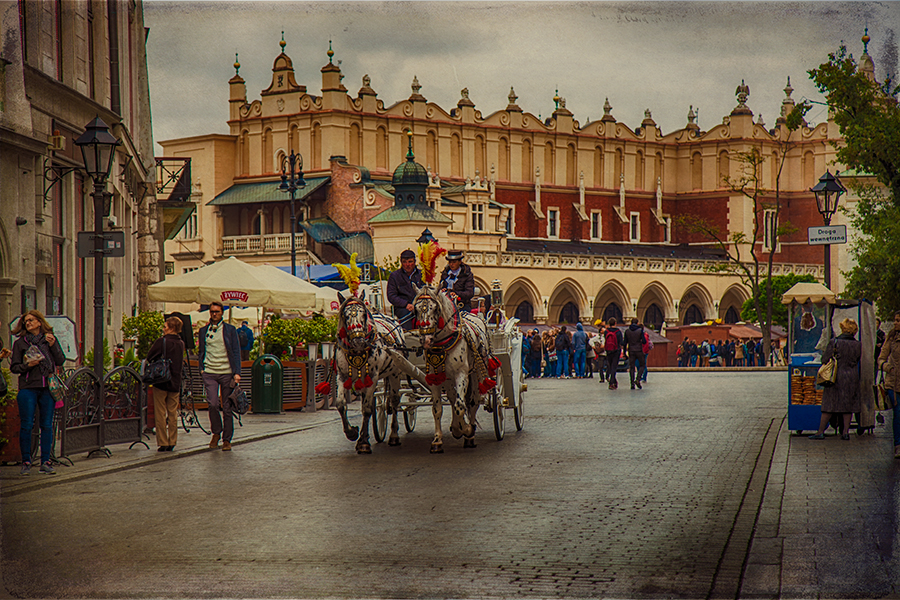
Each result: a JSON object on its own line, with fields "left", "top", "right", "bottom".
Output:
{"left": 145, "top": 1, "right": 900, "bottom": 155}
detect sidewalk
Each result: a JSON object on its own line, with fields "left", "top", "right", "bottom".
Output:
{"left": 0, "top": 407, "right": 341, "bottom": 498}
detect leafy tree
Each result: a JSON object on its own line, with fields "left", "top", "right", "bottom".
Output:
{"left": 740, "top": 273, "right": 817, "bottom": 328}
{"left": 675, "top": 104, "right": 809, "bottom": 362}
{"left": 121, "top": 311, "right": 165, "bottom": 360}
{"left": 809, "top": 44, "right": 900, "bottom": 206}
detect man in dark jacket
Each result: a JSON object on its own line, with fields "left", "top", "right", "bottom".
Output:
{"left": 439, "top": 250, "right": 475, "bottom": 311}
{"left": 387, "top": 249, "right": 423, "bottom": 330}
{"left": 555, "top": 326, "right": 571, "bottom": 378}
{"left": 198, "top": 301, "right": 242, "bottom": 451}
{"left": 623, "top": 318, "right": 645, "bottom": 389}
{"left": 529, "top": 328, "right": 542, "bottom": 378}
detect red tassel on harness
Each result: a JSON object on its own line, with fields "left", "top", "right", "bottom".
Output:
{"left": 425, "top": 372, "right": 447, "bottom": 386}
{"left": 354, "top": 378, "right": 366, "bottom": 390}
{"left": 315, "top": 381, "right": 332, "bottom": 395}
{"left": 488, "top": 356, "right": 501, "bottom": 370}
{"left": 343, "top": 379, "right": 352, "bottom": 389}
{"left": 338, "top": 327, "right": 346, "bottom": 339}
{"left": 478, "top": 378, "right": 497, "bottom": 394}
{"left": 363, "top": 375, "right": 374, "bottom": 388}
{"left": 437, "top": 317, "right": 445, "bottom": 329}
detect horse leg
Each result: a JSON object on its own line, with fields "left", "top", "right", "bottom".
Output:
{"left": 430, "top": 389, "right": 444, "bottom": 453}
{"left": 463, "top": 402, "right": 479, "bottom": 448}
{"left": 387, "top": 376, "right": 402, "bottom": 447}
{"left": 337, "top": 383, "right": 359, "bottom": 442}
{"left": 448, "top": 375, "right": 471, "bottom": 439}
{"left": 356, "top": 389, "right": 373, "bottom": 454}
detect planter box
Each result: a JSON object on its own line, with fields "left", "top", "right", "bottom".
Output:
{"left": 186, "top": 359, "right": 307, "bottom": 410}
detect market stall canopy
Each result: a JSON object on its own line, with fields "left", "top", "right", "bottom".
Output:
{"left": 256, "top": 264, "right": 340, "bottom": 315}
{"left": 147, "top": 256, "right": 317, "bottom": 310}
{"left": 781, "top": 282, "right": 836, "bottom": 305}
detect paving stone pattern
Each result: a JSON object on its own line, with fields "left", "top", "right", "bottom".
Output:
{"left": 1, "top": 372, "right": 898, "bottom": 598}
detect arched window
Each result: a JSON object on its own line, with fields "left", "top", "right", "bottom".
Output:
{"left": 771, "top": 151, "right": 779, "bottom": 189}
{"left": 514, "top": 301, "right": 534, "bottom": 323}
{"left": 427, "top": 130, "right": 437, "bottom": 172}
{"left": 566, "top": 143, "right": 576, "bottom": 186}
{"left": 718, "top": 150, "right": 729, "bottom": 187}
{"left": 475, "top": 134, "right": 486, "bottom": 175}
{"left": 263, "top": 128, "right": 274, "bottom": 174}
{"left": 544, "top": 142, "right": 555, "bottom": 184}
{"left": 349, "top": 123, "right": 361, "bottom": 165}
{"left": 499, "top": 137, "right": 510, "bottom": 181}
{"left": 614, "top": 148, "right": 623, "bottom": 185}
{"left": 560, "top": 302, "right": 579, "bottom": 324}
{"left": 684, "top": 304, "right": 704, "bottom": 325}
{"left": 803, "top": 151, "right": 816, "bottom": 188}
{"left": 376, "top": 126, "right": 388, "bottom": 170}
{"left": 311, "top": 123, "right": 322, "bottom": 170}
{"left": 240, "top": 130, "right": 250, "bottom": 176}
{"left": 451, "top": 133, "right": 462, "bottom": 177}
{"left": 635, "top": 150, "right": 645, "bottom": 190}
{"left": 594, "top": 146, "right": 604, "bottom": 187}
{"left": 522, "top": 139, "right": 533, "bottom": 182}
{"left": 252, "top": 213, "right": 262, "bottom": 236}
{"left": 654, "top": 152, "right": 663, "bottom": 188}
{"left": 603, "top": 303, "right": 623, "bottom": 323}
{"left": 644, "top": 303, "right": 664, "bottom": 331}
{"left": 691, "top": 152, "right": 703, "bottom": 190}
{"left": 724, "top": 306, "right": 740, "bottom": 324}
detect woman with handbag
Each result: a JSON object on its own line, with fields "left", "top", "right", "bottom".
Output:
{"left": 877, "top": 311, "right": 900, "bottom": 458}
{"left": 809, "top": 318, "right": 862, "bottom": 441}
{"left": 9, "top": 310, "right": 65, "bottom": 475}
{"left": 146, "top": 316, "right": 185, "bottom": 452}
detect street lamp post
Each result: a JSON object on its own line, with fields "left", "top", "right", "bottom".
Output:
{"left": 810, "top": 170, "right": 846, "bottom": 290}
{"left": 279, "top": 150, "right": 306, "bottom": 276}
{"left": 75, "top": 117, "right": 119, "bottom": 382}
{"left": 416, "top": 228, "right": 436, "bottom": 244}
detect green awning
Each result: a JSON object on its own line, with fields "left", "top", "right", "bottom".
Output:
{"left": 207, "top": 177, "right": 329, "bottom": 206}
{"left": 158, "top": 201, "right": 196, "bottom": 240}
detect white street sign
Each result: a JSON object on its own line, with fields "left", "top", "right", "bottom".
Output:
{"left": 808, "top": 225, "right": 847, "bottom": 246}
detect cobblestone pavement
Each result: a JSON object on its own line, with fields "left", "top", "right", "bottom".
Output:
{"left": 1, "top": 372, "right": 898, "bottom": 598}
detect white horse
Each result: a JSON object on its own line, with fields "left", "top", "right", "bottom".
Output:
{"left": 332, "top": 291, "right": 427, "bottom": 453}
{"left": 412, "top": 285, "right": 499, "bottom": 453}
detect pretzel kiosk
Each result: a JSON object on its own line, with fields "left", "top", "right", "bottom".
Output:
{"left": 782, "top": 283, "right": 876, "bottom": 435}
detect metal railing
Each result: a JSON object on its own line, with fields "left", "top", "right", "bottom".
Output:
{"left": 222, "top": 233, "right": 306, "bottom": 255}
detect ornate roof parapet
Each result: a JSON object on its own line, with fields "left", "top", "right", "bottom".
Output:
{"left": 860, "top": 28, "right": 876, "bottom": 80}
{"left": 409, "top": 76, "right": 426, "bottom": 102}
{"left": 261, "top": 32, "right": 306, "bottom": 96}
{"left": 320, "top": 41, "right": 347, "bottom": 94}
{"left": 457, "top": 87, "right": 475, "bottom": 108}
{"left": 553, "top": 96, "right": 573, "bottom": 117}
{"left": 600, "top": 97, "right": 616, "bottom": 122}
{"left": 357, "top": 74, "right": 376, "bottom": 97}
{"left": 229, "top": 52, "right": 244, "bottom": 84}
{"left": 730, "top": 79, "right": 752, "bottom": 116}
{"left": 506, "top": 87, "right": 522, "bottom": 112}
{"left": 685, "top": 105, "right": 700, "bottom": 132}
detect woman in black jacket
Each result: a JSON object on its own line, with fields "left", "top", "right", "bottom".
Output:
{"left": 146, "top": 316, "right": 185, "bottom": 451}
{"left": 809, "top": 318, "right": 862, "bottom": 440}
{"left": 9, "top": 310, "right": 65, "bottom": 475}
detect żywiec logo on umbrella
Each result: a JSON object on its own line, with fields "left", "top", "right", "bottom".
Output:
{"left": 221, "top": 290, "right": 249, "bottom": 302}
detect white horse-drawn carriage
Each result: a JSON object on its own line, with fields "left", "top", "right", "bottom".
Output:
{"left": 324, "top": 250, "right": 525, "bottom": 454}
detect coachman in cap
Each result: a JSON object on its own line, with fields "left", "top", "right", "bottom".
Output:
{"left": 387, "top": 249, "right": 423, "bottom": 330}
{"left": 439, "top": 249, "right": 475, "bottom": 311}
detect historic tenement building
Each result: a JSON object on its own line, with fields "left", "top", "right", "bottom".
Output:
{"left": 0, "top": 0, "right": 157, "bottom": 356}
{"left": 160, "top": 36, "right": 865, "bottom": 329}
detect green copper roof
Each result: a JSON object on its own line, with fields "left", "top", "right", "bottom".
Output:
{"left": 368, "top": 204, "right": 453, "bottom": 224}
{"left": 207, "top": 177, "right": 329, "bottom": 206}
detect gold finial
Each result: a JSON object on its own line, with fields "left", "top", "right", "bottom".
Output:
{"left": 280, "top": 31, "right": 286, "bottom": 52}
{"left": 233, "top": 52, "right": 240, "bottom": 74}
{"left": 406, "top": 130, "right": 414, "bottom": 160}
{"left": 862, "top": 26, "right": 870, "bottom": 53}
{"left": 327, "top": 39, "right": 334, "bottom": 64}
{"left": 553, "top": 87, "right": 560, "bottom": 110}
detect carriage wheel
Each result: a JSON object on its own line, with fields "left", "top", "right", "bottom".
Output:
{"left": 404, "top": 405, "right": 417, "bottom": 432}
{"left": 492, "top": 389, "right": 505, "bottom": 441}
{"left": 514, "top": 391, "right": 525, "bottom": 431}
{"left": 372, "top": 392, "right": 388, "bottom": 443}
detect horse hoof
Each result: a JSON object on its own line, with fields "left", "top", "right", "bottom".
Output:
{"left": 451, "top": 429, "right": 463, "bottom": 439}
{"left": 356, "top": 443, "right": 372, "bottom": 454}
{"left": 388, "top": 438, "right": 401, "bottom": 447}
{"left": 463, "top": 437, "right": 477, "bottom": 448}
{"left": 346, "top": 427, "right": 360, "bottom": 442}
{"left": 430, "top": 444, "right": 444, "bottom": 454}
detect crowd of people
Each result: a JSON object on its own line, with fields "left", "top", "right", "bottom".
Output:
{"left": 521, "top": 317, "right": 653, "bottom": 390}
{"left": 676, "top": 337, "right": 774, "bottom": 367}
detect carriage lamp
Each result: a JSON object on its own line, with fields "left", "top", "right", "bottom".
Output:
{"left": 321, "top": 341, "right": 334, "bottom": 361}
{"left": 491, "top": 279, "right": 503, "bottom": 309}
{"left": 810, "top": 170, "right": 846, "bottom": 289}
{"left": 307, "top": 343, "right": 319, "bottom": 362}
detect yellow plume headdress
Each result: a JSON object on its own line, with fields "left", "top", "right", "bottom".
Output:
{"left": 333, "top": 252, "right": 361, "bottom": 296}
{"left": 417, "top": 241, "right": 446, "bottom": 285}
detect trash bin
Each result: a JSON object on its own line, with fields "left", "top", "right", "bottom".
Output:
{"left": 251, "top": 355, "right": 283, "bottom": 414}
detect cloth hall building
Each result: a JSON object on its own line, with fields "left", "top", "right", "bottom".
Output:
{"left": 159, "top": 38, "right": 847, "bottom": 329}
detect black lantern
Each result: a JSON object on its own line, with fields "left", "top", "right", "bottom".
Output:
{"left": 810, "top": 170, "right": 846, "bottom": 226}
{"left": 279, "top": 149, "right": 306, "bottom": 276}
{"left": 75, "top": 117, "right": 119, "bottom": 185}
{"left": 416, "top": 228, "right": 436, "bottom": 244}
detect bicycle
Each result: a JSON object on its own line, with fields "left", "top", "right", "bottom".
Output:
{"left": 179, "top": 359, "right": 209, "bottom": 434}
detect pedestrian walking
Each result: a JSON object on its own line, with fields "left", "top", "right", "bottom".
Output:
{"left": 198, "top": 301, "right": 243, "bottom": 451}
{"left": 543, "top": 331, "right": 556, "bottom": 378}
{"left": 237, "top": 320, "right": 254, "bottom": 361}
{"left": 623, "top": 318, "right": 645, "bottom": 389}
{"left": 640, "top": 329, "right": 652, "bottom": 382}
{"left": 529, "top": 329, "right": 542, "bottom": 379}
{"left": 147, "top": 316, "right": 186, "bottom": 452}
{"left": 593, "top": 321, "right": 607, "bottom": 381}
{"left": 9, "top": 310, "right": 65, "bottom": 475}
{"left": 877, "top": 311, "right": 900, "bottom": 458}
{"left": 586, "top": 333, "right": 596, "bottom": 379}
{"left": 572, "top": 323, "right": 588, "bottom": 378}
{"left": 555, "top": 326, "right": 571, "bottom": 379}
{"left": 809, "top": 318, "right": 862, "bottom": 441}
{"left": 603, "top": 318, "right": 623, "bottom": 389}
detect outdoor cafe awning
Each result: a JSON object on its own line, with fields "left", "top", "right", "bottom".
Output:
{"left": 207, "top": 177, "right": 329, "bottom": 206}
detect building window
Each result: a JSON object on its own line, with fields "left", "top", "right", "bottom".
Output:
{"left": 471, "top": 203, "right": 484, "bottom": 232}
{"left": 505, "top": 207, "right": 514, "bottom": 236}
{"left": 662, "top": 216, "right": 671, "bottom": 243}
{"left": 180, "top": 211, "right": 198, "bottom": 240}
{"left": 182, "top": 266, "right": 199, "bottom": 274}
{"left": 165, "top": 262, "right": 175, "bottom": 275}
{"left": 547, "top": 208, "right": 559, "bottom": 239}
{"left": 763, "top": 209, "right": 777, "bottom": 251}
{"left": 630, "top": 212, "right": 640, "bottom": 242}
{"left": 590, "top": 211, "right": 602, "bottom": 241}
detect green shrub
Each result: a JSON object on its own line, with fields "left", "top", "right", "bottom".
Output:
{"left": 121, "top": 311, "right": 164, "bottom": 360}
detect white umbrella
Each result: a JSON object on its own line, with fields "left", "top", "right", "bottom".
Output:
{"left": 148, "top": 256, "right": 318, "bottom": 310}
{"left": 188, "top": 306, "right": 262, "bottom": 328}
{"left": 256, "top": 264, "right": 341, "bottom": 315}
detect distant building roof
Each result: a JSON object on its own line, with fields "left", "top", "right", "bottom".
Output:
{"left": 368, "top": 204, "right": 453, "bottom": 224}
{"left": 506, "top": 239, "right": 728, "bottom": 260}
{"left": 207, "top": 177, "right": 329, "bottom": 206}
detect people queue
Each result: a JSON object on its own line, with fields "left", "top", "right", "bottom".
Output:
{"left": 676, "top": 337, "right": 776, "bottom": 367}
